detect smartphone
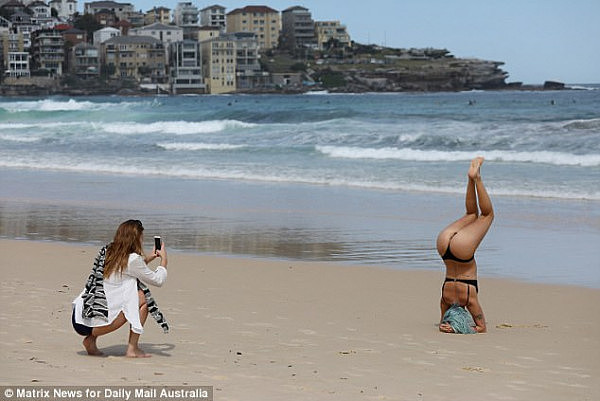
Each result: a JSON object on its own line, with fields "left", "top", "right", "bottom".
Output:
{"left": 154, "top": 236, "right": 162, "bottom": 251}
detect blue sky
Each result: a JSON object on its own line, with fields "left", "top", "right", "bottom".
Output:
{"left": 124, "top": 0, "right": 599, "bottom": 84}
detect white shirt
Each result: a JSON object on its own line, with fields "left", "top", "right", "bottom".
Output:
{"left": 73, "top": 253, "right": 167, "bottom": 334}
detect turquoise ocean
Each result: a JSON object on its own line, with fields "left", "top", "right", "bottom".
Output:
{"left": 1, "top": 88, "right": 599, "bottom": 287}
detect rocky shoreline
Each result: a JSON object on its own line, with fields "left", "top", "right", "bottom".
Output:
{"left": 0, "top": 56, "right": 569, "bottom": 97}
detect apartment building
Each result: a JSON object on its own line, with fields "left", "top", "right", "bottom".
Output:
{"left": 196, "top": 25, "right": 220, "bottom": 42}
{"left": 62, "top": 27, "right": 86, "bottom": 46}
{"left": 226, "top": 31, "right": 266, "bottom": 89}
{"left": 102, "top": 35, "right": 166, "bottom": 83}
{"left": 48, "top": 0, "right": 77, "bottom": 20}
{"left": 70, "top": 42, "right": 100, "bottom": 78}
{"left": 10, "top": 18, "right": 37, "bottom": 50}
{"left": 281, "top": 6, "right": 316, "bottom": 50}
{"left": 169, "top": 39, "right": 205, "bottom": 94}
{"left": 173, "top": 2, "right": 199, "bottom": 28}
{"left": 226, "top": 5, "right": 280, "bottom": 50}
{"left": 1, "top": 30, "right": 30, "bottom": 77}
{"left": 144, "top": 7, "right": 170, "bottom": 26}
{"left": 130, "top": 23, "right": 183, "bottom": 50}
{"left": 200, "top": 5, "right": 226, "bottom": 31}
{"left": 31, "top": 28, "right": 64, "bottom": 75}
{"left": 93, "top": 9, "right": 117, "bottom": 27}
{"left": 122, "top": 10, "right": 144, "bottom": 27}
{"left": 6, "top": 51, "right": 30, "bottom": 76}
{"left": 315, "top": 21, "right": 351, "bottom": 49}
{"left": 84, "top": 1, "right": 134, "bottom": 20}
{"left": 93, "top": 26, "right": 120, "bottom": 45}
{"left": 201, "top": 34, "right": 235, "bottom": 94}
{"left": 28, "top": 1, "right": 53, "bottom": 27}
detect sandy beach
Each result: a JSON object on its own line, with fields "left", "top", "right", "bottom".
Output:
{"left": 1, "top": 239, "right": 598, "bottom": 401}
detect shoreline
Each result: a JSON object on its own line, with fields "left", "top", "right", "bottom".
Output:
{"left": 1, "top": 239, "right": 598, "bottom": 400}
{"left": 1, "top": 168, "right": 599, "bottom": 289}
{"left": 0, "top": 84, "right": 593, "bottom": 98}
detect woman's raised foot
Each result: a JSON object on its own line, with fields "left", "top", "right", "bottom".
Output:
{"left": 468, "top": 157, "right": 484, "bottom": 180}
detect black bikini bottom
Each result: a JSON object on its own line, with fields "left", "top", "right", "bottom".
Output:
{"left": 444, "top": 277, "right": 479, "bottom": 292}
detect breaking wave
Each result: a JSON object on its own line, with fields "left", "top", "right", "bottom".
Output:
{"left": 316, "top": 146, "right": 600, "bottom": 167}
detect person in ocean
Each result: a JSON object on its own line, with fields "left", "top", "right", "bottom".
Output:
{"left": 437, "top": 157, "right": 494, "bottom": 334}
{"left": 71, "top": 220, "right": 169, "bottom": 357}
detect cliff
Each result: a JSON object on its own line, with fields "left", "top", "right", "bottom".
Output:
{"left": 309, "top": 58, "right": 509, "bottom": 92}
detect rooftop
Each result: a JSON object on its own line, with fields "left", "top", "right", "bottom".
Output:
{"left": 228, "top": 5, "right": 278, "bottom": 15}
{"left": 282, "top": 6, "right": 309, "bottom": 13}
{"left": 134, "top": 22, "right": 183, "bottom": 31}
{"left": 201, "top": 4, "right": 226, "bottom": 12}
{"left": 85, "top": 1, "right": 134, "bottom": 8}
{"left": 147, "top": 6, "right": 170, "bottom": 12}
{"left": 104, "top": 35, "right": 162, "bottom": 45}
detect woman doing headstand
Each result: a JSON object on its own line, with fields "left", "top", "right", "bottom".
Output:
{"left": 437, "top": 157, "right": 494, "bottom": 333}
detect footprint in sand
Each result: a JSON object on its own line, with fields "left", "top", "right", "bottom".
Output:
{"left": 496, "top": 322, "right": 549, "bottom": 329}
{"left": 462, "top": 366, "right": 490, "bottom": 373}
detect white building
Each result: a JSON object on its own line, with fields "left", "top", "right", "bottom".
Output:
{"left": 48, "top": 0, "right": 77, "bottom": 20}
{"left": 28, "top": 1, "right": 53, "bottom": 27}
{"left": 92, "top": 26, "right": 120, "bottom": 45}
{"left": 173, "top": 2, "right": 199, "bottom": 28}
{"left": 129, "top": 22, "right": 183, "bottom": 47}
{"left": 200, "top": 4, "right": 226, "bottom": 31}
{"left": 169, "top": 40, "right": 205, "bottom": 94}
{"left": 7, "top": 52, "right": 30, "bottom": 77}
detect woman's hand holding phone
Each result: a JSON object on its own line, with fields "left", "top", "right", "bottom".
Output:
{"left": 154, "top": 236, "right": 167, "bottom": 268}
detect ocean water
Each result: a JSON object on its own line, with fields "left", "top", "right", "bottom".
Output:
{"left": 1, "top": 90, "right": 599, "bottom": 287}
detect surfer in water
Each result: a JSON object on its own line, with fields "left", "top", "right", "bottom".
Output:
{"left": 436, "top": 157, "right": 494, "bottom": 333}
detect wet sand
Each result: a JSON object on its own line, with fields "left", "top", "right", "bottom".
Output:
{"left": 2, "top": 169, "right": 599, "bottom": 288}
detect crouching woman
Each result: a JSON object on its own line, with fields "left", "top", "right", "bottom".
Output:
{"left": 71, "top": 219, "right": 169, "bottom": 357}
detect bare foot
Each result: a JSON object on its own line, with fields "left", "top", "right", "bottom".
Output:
{"left": 126, "top": 347, "right": 151, "bottom": 358}
{"left": 439, "top": 322, "right": 456, "bottom": 333}
{"left": 468, "top": 157, "right": 484, "bottom": 180}
{"left": 83, "top": 335, "right": 103, "bottom": 356}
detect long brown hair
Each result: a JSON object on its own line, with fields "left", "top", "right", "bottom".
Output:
{"left": 104, "top": 219, "right": 145, "bottom": 278}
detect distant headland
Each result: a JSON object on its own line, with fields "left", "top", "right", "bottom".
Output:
{"left": 0, "top": 2, "right": 569, "bottom": 96}
{"left": 0, "top": 44, "right": 569, "bottom": 96}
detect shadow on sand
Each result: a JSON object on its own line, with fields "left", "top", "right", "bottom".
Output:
{"left": 77, "top": 343, "right": 175, "bottom": 357}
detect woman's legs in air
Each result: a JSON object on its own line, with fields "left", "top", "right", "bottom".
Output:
{"left": 436, "top": 158, "right": 480, "bottom": 256}
{"left": 449, "top": 157, "right": 494, "bottom": 260}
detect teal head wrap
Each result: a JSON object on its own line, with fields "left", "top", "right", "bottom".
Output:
{"left": 442, "top": 304, "right": 476, "bottom": 334}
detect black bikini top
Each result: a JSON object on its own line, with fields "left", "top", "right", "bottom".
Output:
{"left": 441, "top": 233, "right": 475, "bottom": 263}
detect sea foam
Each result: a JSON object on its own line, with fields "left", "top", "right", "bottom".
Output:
{"left": 102, "top": 120, "right": 256, "bottom": 135}
{"left": 157, "top": 142, "right": 245, "bottom": 151}
{"left": 0, "top": 98, "right": 135, "bottom": 112}
{"left": 316, "top": 146, "right": 600, "bottom": 167}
